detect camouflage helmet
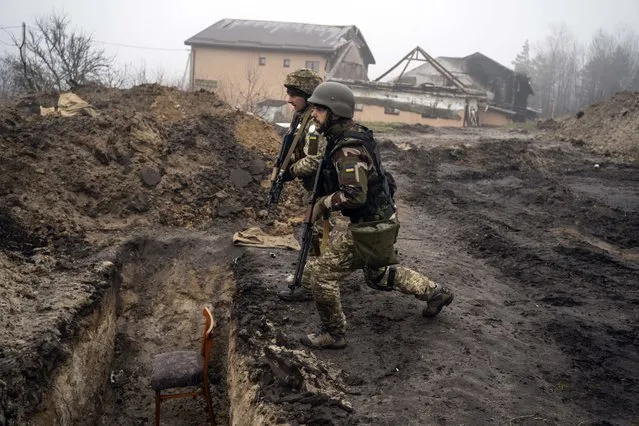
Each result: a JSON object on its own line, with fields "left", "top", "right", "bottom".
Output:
{"left": 284, "top": 68, "right": 323, "bottom": 98}
{"left": 307, "top": 81, "right": 355, "bottom": 118}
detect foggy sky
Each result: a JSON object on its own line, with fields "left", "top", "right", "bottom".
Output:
{"left": 1, "top": 0, "right": 638, "bottom": 81}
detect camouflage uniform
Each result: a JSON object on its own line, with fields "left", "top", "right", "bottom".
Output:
{"left": 305, "top": 122, "right": 450, "bottom": 334}
{"left": 282, "top": 69, "right": 326, "bottom": 190}
{"left": 288, "top": 117, "right": 326, "bottom": 190}
{"left": 279, "top": 69, "right": 329, "bottom": 296}
{"left": 307, "top": 225, "right": 440, "bottom": 336}
{"left": 302, "top": 119, "right": 454, "bottom": 347}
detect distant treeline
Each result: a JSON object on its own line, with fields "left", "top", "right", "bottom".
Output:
{"left": 513, "top": 24, "right": 639, "bottom": 118}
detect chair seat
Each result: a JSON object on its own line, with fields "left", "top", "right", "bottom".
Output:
{"left": 151, "top": 350, "right": 204, "bottom": 391}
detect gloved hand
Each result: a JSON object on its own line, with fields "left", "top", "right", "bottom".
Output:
{"left": 280, "top": 168, "right": 295, "bottom": 183}
{"left": 311, "top": 196, "right": 329, "bottom": 223}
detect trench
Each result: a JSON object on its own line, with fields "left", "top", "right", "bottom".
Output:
{"left": 25, "top": 231, "right": 275, "bottom": 426}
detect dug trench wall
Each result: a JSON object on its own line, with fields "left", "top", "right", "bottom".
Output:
{"left": 28, "top": 288, "right": 117, "bottom": 426}
{"left": 0, "top": 233, "right": 284, "bottom": 426}
{"left": 0, "top": 84, "right": 301, "bottom": 425}
{"left": 0, "top": 256, "right": 117, "bottom": 425}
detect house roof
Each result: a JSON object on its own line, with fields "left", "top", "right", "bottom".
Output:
{"left": 184, "top": 18, "right": 375, "bottom": 64}
{"left": 403, "top": 58, "right": 479, "bottom": 91}
{"left": 404, "top": 51, "right": 533, "bottom": 100}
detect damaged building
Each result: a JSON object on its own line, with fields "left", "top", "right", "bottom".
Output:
{"left": 344, "top": 79, "right": 485, "bottom": 127}
{"left": 335, "top": 47, "right": 487, "bottom": 127}
{"left": 184, "top": 22, "right": 533, "bottom": 127}
{"left": 184, "top": 18, "right": 374, "bottom": 120}
{"left": 401, "top": 51, "right": 536, "bottom": 125}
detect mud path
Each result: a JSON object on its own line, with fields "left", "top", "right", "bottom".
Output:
{"left": 234, "top": 131, "right": 638, "bottom": 425}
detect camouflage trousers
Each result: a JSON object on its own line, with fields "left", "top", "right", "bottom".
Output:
{"left": 304, "top": 227, "right": 439, "bottom": 335}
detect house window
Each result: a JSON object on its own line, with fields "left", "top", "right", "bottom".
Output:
{"left": 305, "top": 60, "right": 320, "bottom": 72}
{"left": 384, "top": 105, "right": 400, "bottom": 115}
{"left": 259, "top": 56, "right": 266, "bottom": 66}
{"left": 283, "top": 58, "right": 290, "bottom": 68}
{"left": 354, "top": 103, "right": 364, "bottom": 112}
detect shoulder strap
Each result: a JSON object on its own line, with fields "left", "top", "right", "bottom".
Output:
{"left": 338, "top": 129, "right": 382, "bottom": 173}
{"left": 279, "top": 109, "right": 313, "bottom": 172}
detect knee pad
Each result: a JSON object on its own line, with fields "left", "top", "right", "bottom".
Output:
{"left": 365, "top": 266, "right": 396, "bottom": 291}
{"left": 387, "top": 266, "right": 397, "bottom": 289}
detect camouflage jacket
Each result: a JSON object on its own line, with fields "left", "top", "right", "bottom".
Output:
{"left": 289, "top": 109, "right": 326, "bottom": 180}
{"left": 318, "top": 121, "right": 395, "bottom": 222}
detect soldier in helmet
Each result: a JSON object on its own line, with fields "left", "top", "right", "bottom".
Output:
{"left": 293, "top": 81, "right": 454, "bottom": 349}
{"left": 276, "top": 68, "right": 328, "bottom": 302}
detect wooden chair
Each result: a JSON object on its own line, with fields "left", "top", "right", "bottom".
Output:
{"left": 151, "top": 307, "right": 215, "bottom": 426}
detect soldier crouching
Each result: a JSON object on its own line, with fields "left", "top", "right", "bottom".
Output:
{"left": 295, "top": 81, "right": 454, "bottom": 349}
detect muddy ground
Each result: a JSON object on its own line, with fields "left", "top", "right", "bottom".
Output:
{"left": 1, "top": 86, "right": 638, "bottom": 426}
{"left": 231, "top": 127, "right": 638, "bottom": 425}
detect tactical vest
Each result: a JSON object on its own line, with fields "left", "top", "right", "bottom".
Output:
{"left": 322, "top": 125, "right": 396, "bottom": 223}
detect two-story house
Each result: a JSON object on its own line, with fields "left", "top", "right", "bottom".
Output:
{"left": 184, "top": 18, "right": 375, "bottom": 117}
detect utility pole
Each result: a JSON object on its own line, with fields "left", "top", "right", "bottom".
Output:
{"left": 19, "top": 22, "right": 35, "bottom": 91}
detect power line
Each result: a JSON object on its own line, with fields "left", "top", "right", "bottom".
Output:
{"left": 95, "top": 40, "right": 189, "bottom": 52}
{"left": 1, "top": 24, "right": 189, "bottom": 53}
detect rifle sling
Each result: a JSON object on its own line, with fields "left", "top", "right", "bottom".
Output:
{"left": 278, "top": 109, "right": 313, "bottom": 175}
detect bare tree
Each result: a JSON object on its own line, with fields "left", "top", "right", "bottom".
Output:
{"left": 240, "top": 63, "right": 268, "bottom": 113}
{"left": 0, "top": 58, "right": 20, "bottom": 102}
{"left": 512, "top": 40, "right": 532, "bottom": 75}
{"left": 108, "top": 61, "right": 184, "bottom": 89}
{"left": 218, "top": 63, "right": 268, "bottom": 113}
{"left": 520, "top": 23, "right": 639, "bottom": 117}
{"left": 581, "top": 27, "right": 639, "bottom": 105}
{"left": 4, "top": 13, "right": 112, "bottom": 94}
{"left": 527, "top": 24, "right": 582, "bottom": 117}
{"left": 101, "top": 63, "right": 127, "bottom": 89}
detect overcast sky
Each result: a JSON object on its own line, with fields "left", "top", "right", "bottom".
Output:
{"left": 2, "top": 0, "right": 638, "bottom": 82}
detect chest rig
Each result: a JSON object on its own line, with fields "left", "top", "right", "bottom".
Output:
{"left": 322, "top": 125, "right": 396, "bottom": 223}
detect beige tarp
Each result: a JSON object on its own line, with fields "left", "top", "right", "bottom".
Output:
{"left": 40, "top": 92, "right": 99, "bottom": 117}
{"left": 232, "top": 227, "right": 300, "bottom": 250}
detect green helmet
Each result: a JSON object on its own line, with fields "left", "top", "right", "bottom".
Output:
{"left": 284, "top": 69, "right": 323, "bottom": 98}
{"left": 307, "top": 82, "right": 355, "bottom": 118}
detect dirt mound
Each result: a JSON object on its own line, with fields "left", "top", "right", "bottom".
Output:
{"left": 536, "top": 117, "right": 560, "bottom": 130}
{"left": 0, "top": 84, "right": 299, "bottom": 253}
{"left": 0, "top": 85, "right": 311, "bottom": 424}
{"left": 554, "top": 91, "right": 639, "bottom": 158}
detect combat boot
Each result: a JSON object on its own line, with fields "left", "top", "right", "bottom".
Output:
{"left": 300, "top": 326, "right": 346, "bottom": 349}
{"left": 422, "top": 285, "right": 454, "bottom": 317}
{"left": 278, "top": 286, "right": 312, "bottom": 302}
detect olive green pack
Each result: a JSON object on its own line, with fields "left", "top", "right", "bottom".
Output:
{"left": 350, "top": 219, "right": 400, "bottom": 269}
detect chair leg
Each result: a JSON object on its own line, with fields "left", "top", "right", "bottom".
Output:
{"left": 202, "top": 379, "right": 214, "bottom": 425}
{"left": 155, "top": 391, "right": 161, "bottom": 426}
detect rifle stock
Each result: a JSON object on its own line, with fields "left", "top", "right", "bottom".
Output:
{"left": 289, "top": 157, "right": 325, "bottom": 291}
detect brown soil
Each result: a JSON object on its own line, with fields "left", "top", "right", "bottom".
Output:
{"left": 549, "top": 91, "right": 639, "bottom": 159}
{"left": 1, "top": 87, "right": 637, "bottom": 426}
{"left": 0, "top": 84, "right": 303, "bottom": 425}
{"left": 233, "top": 133, "right": 638, "bottom": 425}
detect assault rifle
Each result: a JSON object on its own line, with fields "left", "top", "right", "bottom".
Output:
{"left": 265, "top": 111, "right": 312, "bottom": 215}
{"left": 289, "top": 157, "right": 326, "bottom": 292}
